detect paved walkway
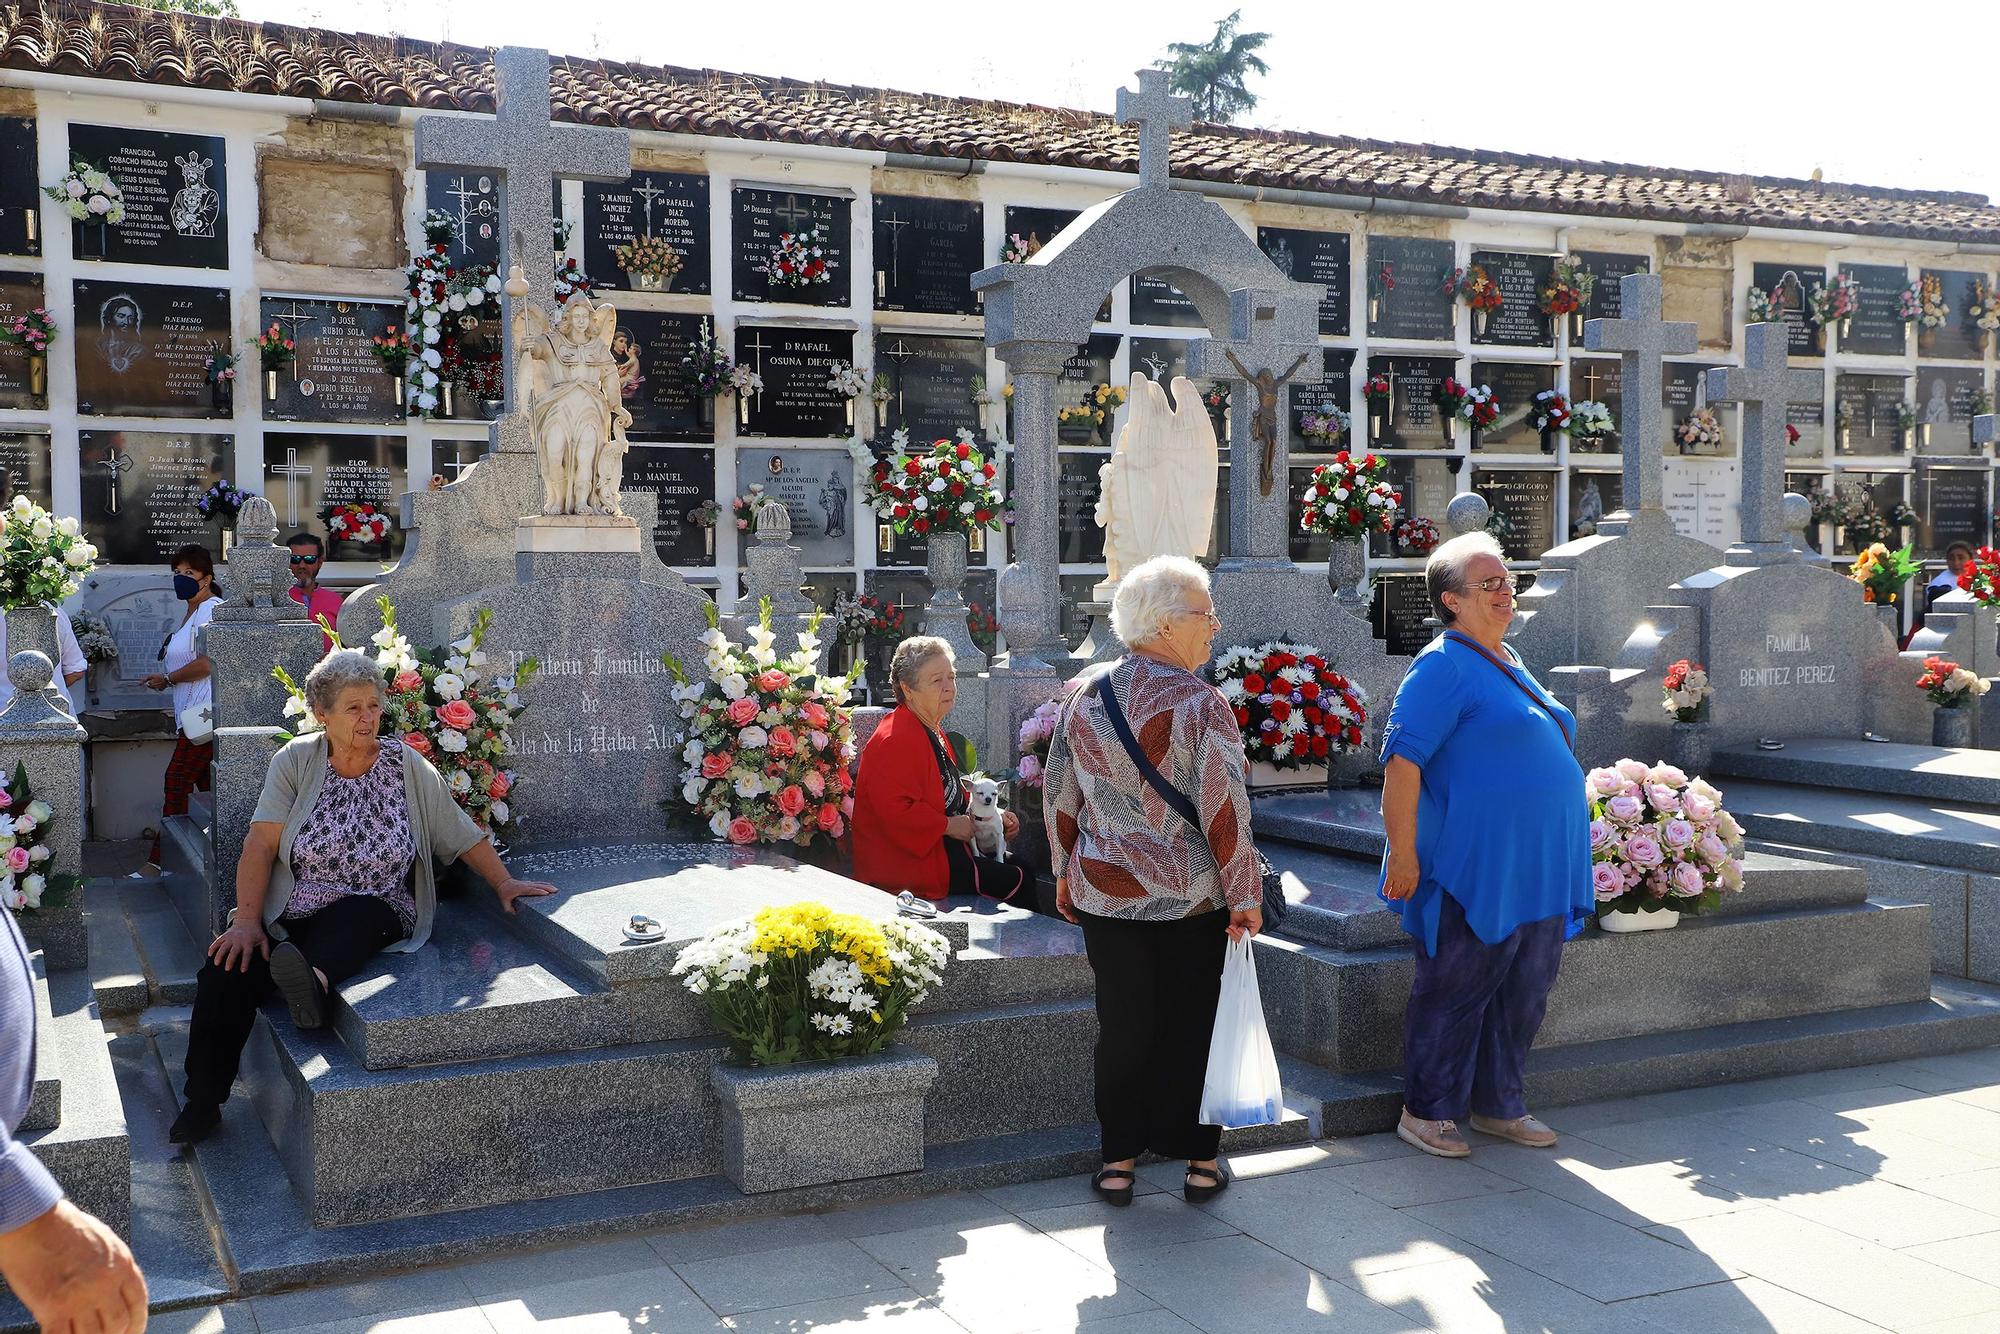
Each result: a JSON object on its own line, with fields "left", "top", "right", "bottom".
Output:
{"left": 143, "top": 1046, "right": 2000, "bottom": 1333}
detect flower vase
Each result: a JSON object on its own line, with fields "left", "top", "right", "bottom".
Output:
{"left": 85, "top": 661, "right": 100, "bottom": 707}
{"left": 393, "top": 378, "right": 405, "bottom": 408}
{"left": 1541, "top": 430, "right": 1560, "bottom": 455}
{"left": 26, "top": 354, "right": 44, "bottom": 401}
{"left": 921, "top": 531, "right": 985, "bottom": 669}
{"left": 210, "top": 379, "right": 232, "bottom": 414}
{"left": 633, "top": 272, "right": 665, "bottom": 292}
{"left": 710, "top": 1046, "right": 938, "bottom": 1194}
{"left": 1547, "top": 317, "right": 1563, "bottom": 346}
{"left": 1920, "top": 327, "right": 1937, "bottom": 356}
{"left": 1328, "top": 538, "right": 1368, "bottom": 612}
{"left": 1933, "top": 703, "right": 1975, "bottom": 749}
{"left": 5, "top": 605, "right": 58, "bottom": 673}
{"left": 479, "top": 398, "right": 504, "bottom": 422}
{"left": 1918, "top": 423, "right": 1932, "bottom": 450}
{"left": 1570, "top": 310, "right": 1587, "bottom": 341}
{"left": 844, "top": 399, "right": 854, "bottom": 430}
{"left": 264, "top": 369, "right": 278, "bottom": 401}
{"left": 1599, "top": 907, "right": 1680, "bottom": 934}
{"left": 1668, "top": 720, "right": 1710, "bottom": 776}
{"left": 1472, "top": 309, "right": 1489, "bottom": 338}
{"left": 220, "top": 525, "right": 235, "bottom": 555}
{"left": 1369, "top": 297, "right": 1381, "bottom": 324}
{"left": 441, "top": 382, "right": 456, "bottom": 419}
{"left": 698, "top": 396, "right": 715, "bottom": 430}
{"left": 1369, "top": 408, "right": 1387, "bottom": 443}
{"left": 1839, "top": 316, "right": 1853, "bottom": 340}
{"left": 1442, "top": 417, "right": 1456, "bottom": 446}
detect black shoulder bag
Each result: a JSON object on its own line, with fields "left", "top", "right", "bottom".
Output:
{"left": 1083, "top": 674, "right": 1288, "bottom": 927}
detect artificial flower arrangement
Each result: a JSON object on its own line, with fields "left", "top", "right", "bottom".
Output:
{"left": 1362, "top": 374, "right": 1394, "bottom": 414}
{"left": 324, "top": 501, "right": 392, "bottom": 547}
{"left": 1212, "top": 641, "right": 1369, "bottom": 769}
{"left": 1898, "top": 281, "right": 1924, "bottom": 324}
{"left": 0, "top": 307, "right": 54, "bottom": 357}
{"left": 402, "top": 214, "right": 503, "bottom": 418}
{"left": 1484, "top": 507, "right": 1516, "bottom": 547}
{"left": 1918, "top": 274, "right": 1950, "bottom": 330}
{"left": 1012, "top": 689, "right": 1073, "bottom": 789}
{"left": 369, "top": 326, "right": 413, "bottom": 379}
{"left": 204, "top": 348, "right": 236, "bottom": 387}
{"left": 1918, "top": 655, "right": 1990, "bottom": 710}
{"left": 1437, "top": 378, "right": 1500, "bottom": 430}
{"left": 1058, "top": 382, "right": 1127, "bottom": 432}
{"left": 680, "top": 320, "right": 763, "bottom": 402}
{"left": 1445, "top": 265, "right": 1504, "bottom": 312}
{"left": 1807, "top": 487, "right": 1847, "bottom": 531}
{"left": 671, "top": 899, "right": 950, "bottom": 1065}
{"left": 1299, "top": 401, "right": 1350, "bottom": 444}
{"left": 1970, "top": 281, "right": 2000, "bottom": 340}
{"left": 1661, "top": 659, "right": 1712, "bottom": 722}
{"left": 612, "top": 234, "right": 683, "bottom": 286}
{"left": 255, "top": 322, "right": 296, "bottom": 372}
{"left": 1847, "top": 541, "right": 1921, "bottom": 605}
{"left": 833, "top": 592, "right": 907, "bottom": 650}
{"left": 757, "top": 224, "right": 832, "bottom": 290}
{"left": 966, "top": 601, "right": 998, "bottom": 656}
{"left": 195, "top": 480, "right": 254, "bottom": 524}
{"left": 1746, "top": 285, "right": 1783, "bottom": 325}
{"left": 1807, "top": 271, "right": 1861, "bottom": 331}
{"left": 1841, "top": 500, "right": 1914, "bottom": 552}
{"left": 1570, "top": 399, "right": 1616, "bottom": 444}
{"left": 1393, "top": 514, "right": 1440, "bottom": 556}
{"left": 970, "top": 376, "right": 998, "bottom": 408}
{"left": 1531, "top": 389, "right": 1574, "bottom": 436}
{"left": 825, "top": 360, "right": 870, "bottom": 400}
{"left": 1586, "top": 760, "right": 1746, "bottom": 920}
{"left": 42, "top": 159, "right": 124, "bottom": 225}
{"left": 0, "top": 496, "right": 96, "bottom": 608}
{"left": 1000, "top": 233, "right": 1038, "bottom": 265}
{"left": 1540, "top": 258, "right": 1594, "bottom": 318}
{"left": 731, "top": 484, "right": 786, "bottom": 531}
{"left": 1298, "top": 452, "right": 1400, "bottom": 540}
{"left": 1959, "top": 546, "right": 2000, "bottom": 604}
{"left": 552, "top": 258, "right": 596, "bottom": 304}
{"left": 1203, "top": 383, "right": 1231, "bottom": 418}
{"left": 665, "top": 599, "right": 863, "bottom": 849}
{"left": 862, "top": 430, "right": 1008, "bottom": 538}
{"left": 0, "top": 765, "right": 75, "bottom": 917}
{"left": 70, "top": 611, "right": 118, "bottom": 667}
{"left": 1369, "top": 260, "right": 1397, "bottom": 302}
{"left": 1676, "top": 407, "right": 1724, "bottom": 453}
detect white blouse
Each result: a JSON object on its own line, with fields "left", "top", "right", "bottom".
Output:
{"left": 165, "top": 597, "right": 219, "bottom": 731}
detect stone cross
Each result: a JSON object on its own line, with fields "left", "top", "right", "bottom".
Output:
{"left": 415, "top": 47, "right": 629, "bottom": 452}
{"left": 1706, "top": 322, "right": 1822, "bottom": 566}
{"left": 1188, "top": 291, "right": 1322, "bottom": 566}
{"left": 1976, "top": 413, "right": 1998, "bottom": 452}
{"left": 1583, "top": 273, "right": 1696, "bottom": 530}
{"left": 1115, "top": 69, "right": 1193, "bottom": 188}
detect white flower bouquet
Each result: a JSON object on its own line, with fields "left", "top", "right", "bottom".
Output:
{"left": 0, "top": 497, "right": 96, "bottom": 609}
{"left": 42, "top": 159, "right": 124, "bottom": 225}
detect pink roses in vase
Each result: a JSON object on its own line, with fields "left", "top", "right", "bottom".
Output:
{"left": 1586, "top": 758, "right": 1745, "bottom": 927}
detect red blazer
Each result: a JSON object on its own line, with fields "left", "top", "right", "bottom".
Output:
{"left": 851, "top": 705, "right": 952, "bottom": 899}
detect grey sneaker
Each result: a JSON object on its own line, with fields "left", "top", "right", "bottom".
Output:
{"left": 1469, "top": 1113, "right": 1558, "bottom": 1148}
{"left": 1397, "top": 1110, "right": 1470, "bottom": 1158}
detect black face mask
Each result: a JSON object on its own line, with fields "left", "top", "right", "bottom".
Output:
{"left": 173, "top": 573, "right": 201, "bottom": 600}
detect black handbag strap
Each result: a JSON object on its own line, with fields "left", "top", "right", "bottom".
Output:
{"left": 1442, "top": 630, "right": 1573, "bottom": 750}
{"left": 1084, "top": 672, "right": 1215, "bottom": 866}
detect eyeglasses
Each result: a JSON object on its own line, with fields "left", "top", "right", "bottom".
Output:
{"left": 288, "top": 554, "right": 320, "bottom": 565}
{"left": 1183, "top": 609, "right": 1222, "bottom": 628}
{"left": 1467, "top": 576, "right": 1519, "bottom": 595}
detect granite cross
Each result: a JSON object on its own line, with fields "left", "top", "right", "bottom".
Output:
{"left": 1115, "top": 69, "right": 1193, "bottom": 188}
{"left": 1584, "top": 273, "right": 1696, "bottom": 526}
{"left": 1706, "top": 321, "right": 1822, "bottom": 565}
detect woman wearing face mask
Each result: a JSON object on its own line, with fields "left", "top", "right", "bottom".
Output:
{"left": 134, "top": 544, "right": 219, "bottom": 877}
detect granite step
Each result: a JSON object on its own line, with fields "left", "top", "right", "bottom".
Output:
{"left": 22, "top": 954, "right": 60, "bottom": 1132}
{"left": 1713, "top": 738, "right": 2000, "bottom": 807}
{"left": 1725, "top": 778, "right": 2000, "bottom": 875}
{"left": 18, "top": 960, "right": 131, "bottom": 1237}
{"left": 85, "top": 897, "right": 148, "bottom": 1017}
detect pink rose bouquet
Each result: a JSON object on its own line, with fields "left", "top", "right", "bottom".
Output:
{"left": 1585, "top": 758, "right": 1745, "bottom": 922}
{"left": 1013, "top": 686, "right": 1080, "bottom": 789}
{"left": 0, "top": 763, "right": 74, "bottom": 916}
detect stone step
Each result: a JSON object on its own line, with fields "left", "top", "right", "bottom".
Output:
{"left": 1713, "top": 738, "right": 2000, "bottom": 807}
{"left": 1251, "top": 789, "right": 1387, "bottom": 857}
{"left": 126, "top": 900, "right": 205, "bottom": 1006}
{"left": 1725, "top": 779, "right": 2000, "bottom": 875}
{"left": 22, "top": 954, "right": 59, "bottom": 1132}
{"left": 85, "top": 896, "right": 148, "bottom": 1017}
{"left": 159, "top": 812, "right": 213, "bottom": 944}
{"left": 1257, "top": 899, "right": 1934, "bottom": 1075}
{"left": 19, "top": 961, "right": 131, "bottom": 1237}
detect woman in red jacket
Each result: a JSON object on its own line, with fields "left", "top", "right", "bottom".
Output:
{"left": 853, "top": 636, "right": 1026, "bottom": 902}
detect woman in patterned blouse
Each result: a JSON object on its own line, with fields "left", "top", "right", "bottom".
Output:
{"left": 1043, "top": 556, "right": 1262, "bottom": 1208}
{"left": 169, "top": 650, "right": 558, "bottom": 1146}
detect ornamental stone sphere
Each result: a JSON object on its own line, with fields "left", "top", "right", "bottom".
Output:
{"left": 1781, "top": 491, "right": 1812, "bottom": 534}
{"left": 7, "top": 649, "right": 53, "bottom": 696}
{"left": 1444, "top": 492, "right": 1491, "bottom": 537}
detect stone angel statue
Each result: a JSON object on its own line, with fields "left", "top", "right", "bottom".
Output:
{"left": 1094, "top": 373, "right": 1219, "bottom": 601}
{"left": 513, "top": 295, "right": 634, "bottom": 516}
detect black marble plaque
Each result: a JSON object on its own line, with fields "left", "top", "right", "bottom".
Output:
{"left": 1367, "top": 237, "right": 1454, "bottom": 342}
{"left": 0, "top": 118, "right": 38, "bottom": 258}
{"left": 1036, "top": 334, "right": 1122, "bottom": 444}
{"left": 0, "top": 270, "right": 45, "bottom": 409}
{"left": 617, "top": 310, "right": 711, "bottom": 442}
{"left": 1372, "top": 575, "right": 1436, "bottom": 656}
{"left": 1839, "top": 263, "right": 1909, "bottom": 357}
{"left": 259, "top": 297, "right": 402, "bottom": 425}
{"left": 73, "top": 279, "right": 230, "bottom": 419}
{"left": 1473, "top": 468, "right": 1558, "bottom": 560}
{"left": 425, "top": 171, "right": 500, "bottom": 268}
{"left": 877, "top": 332, "right": 984, "bottom": 442}
{"left": 1663, "top": 361, "right": 1729, "bottom": 456}
{"left": 1918, "top": 269, "right": 1985, "bottom": 361}
{"left": 0, "top": 431, "right": 52, "bottom": 509}
{"left": 1914, "top": 367, "right": 1987, "bottom": 454}
{"left": 264, "top": 433, "right": 407, "bottom": 560}
{"left": 1128, "top": 336, "right": 1189, "bottom": 385}
{"left": 1367, "top": 356, "right": 1457, "bottom": 449}
{"left": 873, "top": 196, "right": 981, "bottom": 315}
{"left": 67, "top": 124, "right": 227, "bottom": 269}
{"left": 625, "top": 445, "right": 716, "bottom": 566}
{"left": 79, "top": 430, "right": 231, "bottom": 564}
{"left": 1354, "top": 455, "right": 1453, "bottom": 560}
{"left": 1470, "top": 251, "right": 1556, "bottom": 348}
{"left": 1002, "top": 207, "right": 1079, "bottom": 262}
{"left": 1916, "top": 466, "right": 1988, "bottom": 558}
{"left": 1834, "top": 373, "right": 1907, "bottom": 455}
{"left": 737, "top": 327, "right": 856, "bottom": 439}
{"left": 1059, "top": 451, "right": 1107, "bottom": 564}
{"left": 582, "top": 171, "right": 711, "bottom": 295}
{"left": 1569, "top": 471, "right": 1622, "bottom": 539}
{"left": 1575, "top": 252, "right": 1649, "bottom": 322}
{"left": 1787, "top": 394, "right": 1825, "bottom": 459}
{"left": 1290, "top": 349, "right": 1355, "bottom": 452}
{"left": 1786, "top": 471, "right": 1828, "bottom": 553}
{"left": 1751, "top": 261, "right": 1822, "bottom": 359}
{"left": 432, "top": 437, "right": 488, "bottom": 487}
{"left": 1130, "top": 271, "right": 1204, "bottom": 328}
{"left": 732, "top": 188, "right": 851, "bottom": 307}
{"left": 1469, "top": 361, "right": 1557, "bottom": 451}
{"left": 1259, "top": 227, "right": 1349, "bottom": 336}
{"left": 1568, "top": 357, "right": 1623, "bottom": 455}
{"left": 735, "top": 450, "right": 854, "bottom": 568}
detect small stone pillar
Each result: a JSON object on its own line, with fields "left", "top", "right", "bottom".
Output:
{"left": 0, "top": 650, "right": 88, "bottom": 967}
{"left": 740, "top": 502, "right": 827, "bottom": 673}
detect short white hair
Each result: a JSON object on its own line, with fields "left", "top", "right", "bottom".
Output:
{"left": 1110, "top": 556, "right": 1211, "bottom": 647}
{"left": 304, "top": 648, "right": 386, "bottom": 714}
{"left": 1425, "top": 531, "right": 1506, "bottom": 625}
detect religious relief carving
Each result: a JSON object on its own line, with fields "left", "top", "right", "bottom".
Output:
{"left": 1094, "top": 374, "right": 1218, "bottom": 599}
{"left": 1224, "top": 348, "right": 1312, "bottom": 496}
{"left": 512, "top": 286, "right": 633, "bottom": 516}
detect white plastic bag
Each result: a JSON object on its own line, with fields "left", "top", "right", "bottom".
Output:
{"left": 1198, "top": 933, "right": 1284, "bottom": 1128}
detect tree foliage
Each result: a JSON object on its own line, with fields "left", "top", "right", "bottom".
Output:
{"left": 1155, "top": 10, "right": 1271, "bottom": 124}
{"left": 136, "top": 0, "right": 243, "bottom": 18}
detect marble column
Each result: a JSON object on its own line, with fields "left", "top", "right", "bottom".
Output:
{"left": 993, "top": 338, "right": 1075, "bottom": 669}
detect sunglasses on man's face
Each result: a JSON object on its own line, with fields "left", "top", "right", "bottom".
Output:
{"left": 289, "top": 554, "right": 320, "bottom": 566}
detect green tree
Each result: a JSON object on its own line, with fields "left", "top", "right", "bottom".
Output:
{"left": 1155, "top": 10, "right": 1271, "bottom": 124}
{"left": 136, "top": 0, "right": 243, "bottom": 17}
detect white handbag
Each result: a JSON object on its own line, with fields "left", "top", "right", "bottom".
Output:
{"left": 178, "top": 702, "right": 213, "bottom": 744}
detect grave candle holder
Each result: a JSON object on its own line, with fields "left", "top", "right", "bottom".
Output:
{"left": 1570, "top": 310, "right": 1587, "bottom": 342}
{"left": 26, "top": 354, "right": 44, "bottom": 401}
{"left": 877, "top": 522, "right": 894, "bottom": 556}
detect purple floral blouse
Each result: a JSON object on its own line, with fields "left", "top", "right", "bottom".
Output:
{"left": 283, "top": 745, "right": 418, "bottom": 933}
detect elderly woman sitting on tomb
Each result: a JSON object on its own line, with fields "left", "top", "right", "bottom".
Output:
{"left": 852, "top": 635, "right": 1027, "bottom": 904}
{"left": 168, "top": 649, "right": 558, "bottom": 1145}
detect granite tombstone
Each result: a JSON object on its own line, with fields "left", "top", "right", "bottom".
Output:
{"left": 77, "top": 570, "right": 186, "bottom": 710}
{"left": 732, "top": 187, "right": 851, "bottom": 307}
{"left": 1366, "top": 355, "right": 1456, "bottom": 448}
{"left": 0, "top": 270, "right": 46, "bottom": 409}
{"left": 425, "top": 171, "right": 501, "bottom": 268}
{"left": 873, "top": 196, "right": 981, "bottom": 316}
{"left": 0, "top": 117, "right": 38, "bottom": 257}
{"left": 1750, "top": 261, "right": 1822, "bottom": 358}
{"left": 1917, "top": 269, "right": 1985, "bottom": 360}
{"left": 624, "top": 444, "right": 716, "bottom": 565}
{"left": 258, "top": 297, "right": 403, "bottom": 425}
{"left": 614, "top": 310, "right": 711, "bottom": 441}
{"left": 262, "top": 432, "right": 407, "bottom": 560}
{"left": 79, "top": 430, "right": 229, "bottom": 564}
{"left": 734, "top": 449, "right": 853, "bottom": 567}
{"left": 66, "top": 124, "right": 227, "bottom": 268}
{"left": 1366, "top": 237, "right": 1454, "bottom": 341}
{"left": 582, "top": 170, "right": 711, "bottom": 294}
{"left": 1839, "top": 263, "right": 1909, "bottom": 356}
{"left": 72, "top": 279, "right": 230, "bottom": 419}
{"left": 1257, "top": 227, "right": 1350, "bottom": 336}
{"left": 737, "top": 327, "right": 856, "bottom": 438}
{"left": 1469, "top": 250, "right": 1556, "bottom": 348}
{"left": 876, "top": 332, "right": 984, "bottom": 442}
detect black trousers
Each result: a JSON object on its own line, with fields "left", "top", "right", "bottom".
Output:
{"left": 1077, "top": 907, "right": 1229, "bottom": 1163}
{"left": 183, "top": 895, "right": 402, "bottom": 1109}
{"left": 944, "top": 836, "right": 1033, "bottom": 905}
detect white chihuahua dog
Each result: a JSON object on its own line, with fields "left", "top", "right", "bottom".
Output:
{"left": 965, "top": 776, "right": 1007, "bottom": 863}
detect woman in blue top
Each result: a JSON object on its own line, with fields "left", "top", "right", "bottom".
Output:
{"left": 1378, "top": 531, "right": 1592, "bottom": 1159}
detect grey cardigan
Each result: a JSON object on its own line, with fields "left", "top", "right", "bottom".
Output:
{"left": 248, "top": 734, "right": 487, "bottom": 953}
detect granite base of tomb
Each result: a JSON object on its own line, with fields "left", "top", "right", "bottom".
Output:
{"left": 712, "top": 1046, "right": 938, "bottom": 1194}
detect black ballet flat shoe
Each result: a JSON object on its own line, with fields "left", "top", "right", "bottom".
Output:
{"left": 269, "top": 941, "right": 327, "bottom": 1030}
{"left": 1184, "top": 1164, "right": 1230, "bottom": 1204}
{"left": 168, "top": 1101, "right": 220, "bottom": 1146}
{"left": 1091, "top": 1167, "right": 1137, "bottom": 1207}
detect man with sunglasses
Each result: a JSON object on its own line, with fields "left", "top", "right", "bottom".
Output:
{"left": 286, "top": 533, "right": 343, "bottom": 654}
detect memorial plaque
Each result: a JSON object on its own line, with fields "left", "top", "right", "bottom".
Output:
{"left": 1787, "top": 394, "right": 1825, "bottom": 459}
{"left": 67, "top": 124, "right": 227, "bottom": 269}
{"left": 433, "top": 437, "right": 488, "bottom": 487}
{"left": 1568, "top": 357, "right": 1623, "bottom": 455}
{"left": 1469, "top": 250, "right": 1556, "bottom": 348}
{"left": 1751, "top": 261, "right": 1822, "bottom": 359}
{"left": 79, "top": 430, "right": 230, "bottom": 564}
{"left": 1839, "top": 263, "right": 1909, "bottom": 356}
{"left": 737, "top": 326, "right": 856, "bottom": 439}
{"left": 425, "top": 171, "right": 500, "bottom": 268}
{"left": 1128, "top": 336, "right": 1190, "bottom": 386}
{"left": 263, "top": 433, "right": 407, "bottom": 560}
{"left": 1372, "top": 574, "right": 1436, "bottom": 656}
{"left": 624, "top": 444, "right": 716, "bottom": 566}
{"left": 877, "top": 332, "right": 984, "bottom": 442}
{"left": 1130, "top": 271, "right": 1203, "bottom": 328}
{"left": 873, "top": 196, "right": 981, "bottom": 316}
{"left": 1913, "top": 367, "right": 1987, "bottom": 454}
{"left": 1575, "top": 252, "right": 1649, "bottom": 322}
{"left": 0, "top": 118, "right": 38, "bottom": 257}
{"left": 1258, "top": 227, "right": 1350, "bottom": 336}
{"left": 73, "top": 279, "right": 230, "bottom": 419}
{"left": 1663, "top": 361, "right": 1730, "bottom": 456}
{"left": 1663, "top": 458, "right": 1740, "bottom": 547}
{"left": 1034, "top": 333, "right": 1121, "bottom": 445}
{"left": 1058, "top": 451, "right": 1107, "bottom": 564}
{"left": 0, "top": 270, "right": 45, "bottom": 409}
{"left": 582, "top": 170, "right": 711, "bottom": 295}
{"left": 1291, "top": 462, "right": 1333, "bottom": 565}
{"left": 1834, "top": 472, "right": 1909, "bottom": 554}
{"left": 1290, "top": 349, "right": 1355, "bottom": 452}
{"left": 1367, "top": 237, "right": 1454, "bottom": 342}
{"left": 734, "top": 449, "right": 854, "bottom": 568}
{"left": 731, "top": 187, "right": 851, "bottom": 307}
{"left": 1568, "top": 471, "right": 1622, "bottom": 539}
{"left": 1918, "top": 269, "right": 1985, "bottom": 361}
{"left": 1916, "top": 466, "right": 1989, "bottom": 558}
{"left": 259, "top": 297, "right": 402, "bottom": 425}
{"left": 1002, "top": 206, "right": 1078, "bottom": 263}
{"left": 615, "top": 310, "right": 711, "bottom": 442}
{"left": 1834, "top": 373, "right": 1907, "bottom": 455}
{"left": 1354, "top": 454, "right": 1453, "bottom": 560}
{"left": 1787, "top": 470, "right": 1829, "bottom": 552}
{"left": 1058, "top": 573, "right": 1098, "bottom": 652}
{"left": 1472, "top": 468, "right": 1557, "bottom": 560}
{"left": 1367, "top": 355, "right": 1456, "bottom": 449}
{"left": 0, "top": 431, "right": 52, "bottom": 509}
{"left": 1468, "top": 362, "right": 1557, "bottom": 451}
